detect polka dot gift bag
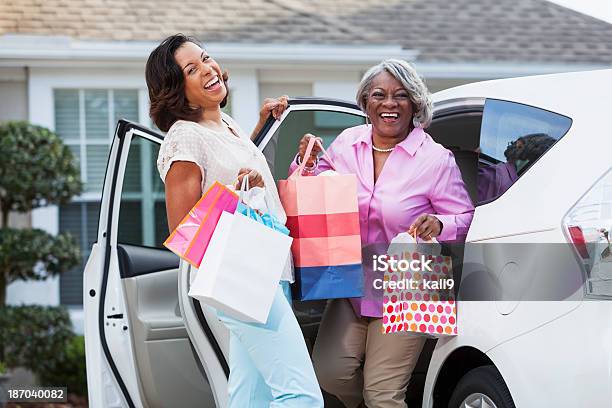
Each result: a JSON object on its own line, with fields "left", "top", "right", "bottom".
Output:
{"left": 381, "top": 232, "right": 457, "bottom": 337}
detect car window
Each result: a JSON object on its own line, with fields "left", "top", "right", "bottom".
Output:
{"left": 117, "top": 135, "right": 169, "bottom": 248}
{"left": 477, "top": 99, "right": 572, "bottom": 203}
{"left": 427, "top": 110, "right": 483, "bottom": 204}
{"left": 262, "top": 110, "right": 365, "bottom": 180}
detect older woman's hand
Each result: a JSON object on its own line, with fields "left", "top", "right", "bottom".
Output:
{"left": 297, "top": 133, "right": 323, "bottom": 167}
{"left": 235, "top": 168, "right": 265, "bottom": 190}
{"left": 408, "top": 214, "right": 443, "bottom": 241}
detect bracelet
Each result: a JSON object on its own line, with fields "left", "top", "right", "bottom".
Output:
{"left": 302, "top": 165, "right": 317, "bottom": 174}
{"left": 296, "top": 154, "right": 319, "bottom": 171}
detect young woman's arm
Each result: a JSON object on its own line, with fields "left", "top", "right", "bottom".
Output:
{"left": 164, "top": 162, "right": 264, "bottom": 233}
{"left": 250, "top": 96, "right": 289, "bottom": 141}
{"left": 164, "top": 161, "right": 202, "bottom": 233}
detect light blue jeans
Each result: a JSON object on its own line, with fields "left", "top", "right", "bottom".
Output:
{"left": 216, "top": 282, "right": 323, "bottom": 407}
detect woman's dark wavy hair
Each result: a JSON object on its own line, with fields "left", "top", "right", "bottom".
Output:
{"left": 146, "top": 34, "right": 229, "bottom": 132}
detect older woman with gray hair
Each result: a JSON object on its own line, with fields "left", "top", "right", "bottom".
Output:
{"left": 292, "top": 59, "right": 474, "bottom": 407}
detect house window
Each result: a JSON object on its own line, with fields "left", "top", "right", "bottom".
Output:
{"left": 116, "top": 136, "right": 169, "bottom": 249}
{"left": 54, "top": 89, "right": 139, "bottom": 306}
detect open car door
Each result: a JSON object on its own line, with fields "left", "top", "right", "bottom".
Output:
{"left": 83, "top": 121, "right": 223, "bottom": 408}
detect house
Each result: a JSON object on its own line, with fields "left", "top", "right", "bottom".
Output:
{"left": 1, "top": 0, "right": 611, "bottom": 332}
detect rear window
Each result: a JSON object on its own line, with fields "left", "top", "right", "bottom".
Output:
{"left": 477, "top": 99, "right": 572, "bottom": 203}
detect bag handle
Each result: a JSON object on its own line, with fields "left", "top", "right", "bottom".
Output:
{"left": 238, "top": 175, "right": 252, "bottom": 218}
{"left": 256, "top": 190, "right": 279, "bottom": 231}
{"left": 238, "top": 176, "right": 281, "bottom": 231}
{"left": 294, "top": 137, "right": 336, "bottom": 177}
{"left": 412, "top": 228, "right": 437, "bottom": 244}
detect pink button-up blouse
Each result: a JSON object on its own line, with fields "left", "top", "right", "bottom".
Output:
{"left": 289, "top": 125, "right": 474, "bottom": 317}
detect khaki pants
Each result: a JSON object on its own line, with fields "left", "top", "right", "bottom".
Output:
{"left": 312, "top": 299, "right": 426, "bottom": 408}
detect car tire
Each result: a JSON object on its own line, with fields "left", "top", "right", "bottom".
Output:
{"left": 448, "top": 365, "right": 515, "bottom": 408}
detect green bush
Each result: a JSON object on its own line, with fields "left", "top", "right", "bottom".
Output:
{"left": 39, "top": 335, "right": 87, "bottom": 397}
{"left": 0, "top": 121, "right": 82, "bottom": 216}
{"left": 0, "top": 360, "right": 6, "bottom": 374}
{"left": 0, "top": 228, "right": 81, "bottom": 302}
{"left": 0, "top": 306, "right": 87, "bottom": 396}
{"left": 0, "top": 305, "right": 73, "bottom": 368}
{"left": 0, "top": 120, "right": 83, "bottom": 305}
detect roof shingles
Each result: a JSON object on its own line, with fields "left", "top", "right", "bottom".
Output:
{"left": 1, "top": 0, "right": 611, "bottom": 63}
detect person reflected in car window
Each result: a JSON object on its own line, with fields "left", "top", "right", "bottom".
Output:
{"left": 290, "top": 59, "right": 475, "bottom": 408}
{"left": 478, "top": 133, "right": 556, "bottom": 202}
{"left": 146, "top": 34, "right": 324, "bottom": 408}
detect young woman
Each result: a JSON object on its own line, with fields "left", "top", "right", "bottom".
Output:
{"left": 146, "top": 34, "right": 323, "bottom": 408}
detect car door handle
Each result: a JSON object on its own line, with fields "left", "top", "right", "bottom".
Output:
{"left": 107, "top": 313, "right": 124, "bottom": 319}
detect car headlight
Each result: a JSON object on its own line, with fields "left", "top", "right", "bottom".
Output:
{"left": 563, "top": 168, "right": 612, "bottom": 298}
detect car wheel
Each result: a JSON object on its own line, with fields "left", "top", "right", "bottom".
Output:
{"left": 448, "top": 365, "right": 515, "bottom": 408}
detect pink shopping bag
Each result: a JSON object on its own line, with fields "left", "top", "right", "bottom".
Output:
{"left": 381, "top": 233, "right": 457, "bottom": 337}
{"left": 164, "top": 181, "right": 239, "bottom": 267}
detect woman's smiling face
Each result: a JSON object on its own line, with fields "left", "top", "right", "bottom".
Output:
{"left": 174, "top": 41, "right": 227, "bottom": 110}
{"left": 366, "top": 71, "right": 414, "bottom": 139}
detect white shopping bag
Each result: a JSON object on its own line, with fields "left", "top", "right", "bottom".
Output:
{"left": 387, "top": 232, "right": 441, "bottom": 258}
{"left": 188, "top": 208, "right": 293, "bottom": 323}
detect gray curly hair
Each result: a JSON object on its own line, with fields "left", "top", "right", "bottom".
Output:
{"left": 356, "top": 59, "right": 433, "bottom": 128}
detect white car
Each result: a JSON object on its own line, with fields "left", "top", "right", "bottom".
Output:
{"left": 84, "top": 69, "right": 612, "bottom": 408}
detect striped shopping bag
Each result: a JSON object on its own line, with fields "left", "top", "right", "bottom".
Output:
{"left": 278, "top": 138, "right": 363, "bottom": 300}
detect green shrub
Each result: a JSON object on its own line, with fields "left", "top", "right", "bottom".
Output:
{"left": 0, "top": 306, "right": 88, "bottom": 396}
{"left": 0, "top": 120, "right": 83, "bottom": 305}
{"left": 0, "top": 305, "right": 73, "bottom": 372}
{"left": 38, "top": 335, "right": 87, "bottom": 397}
{"left": 0, "top": 121, "right": 82, "bottom": 216}
{"left": 0, "top": 228, "right": 81, "bottom": 302}
{"left": 0, "top": 360, "right": 6, "bottom": 374}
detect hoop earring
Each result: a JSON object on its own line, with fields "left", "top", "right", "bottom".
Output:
{"left": 365, "top": 115, "right": 370, "bottom": 126}
{"left": 412, "top": 116, "right": 420, "bottom": 129}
